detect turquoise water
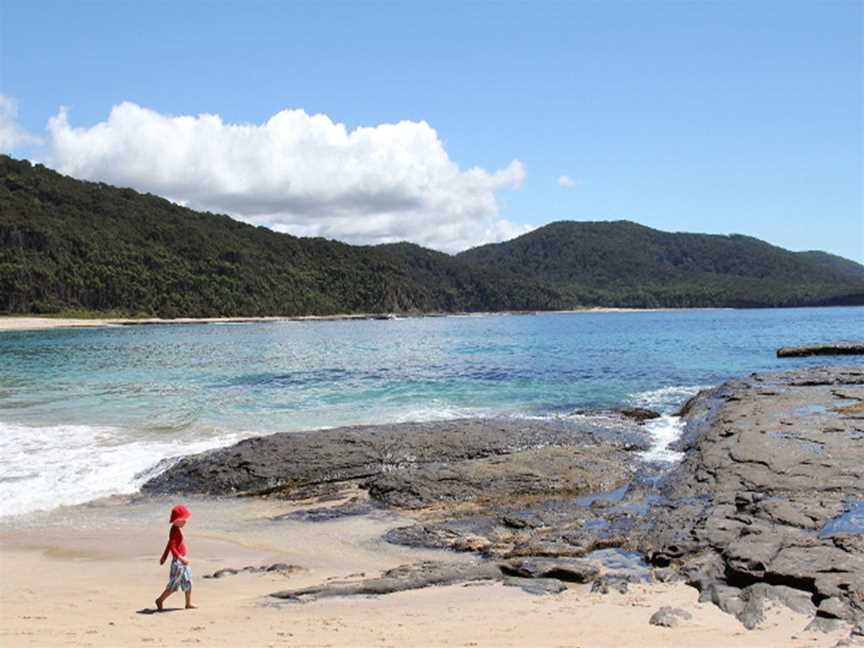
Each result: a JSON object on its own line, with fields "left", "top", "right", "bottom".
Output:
{"left": 0, "top": 307, "right": 861, "bottom": 516}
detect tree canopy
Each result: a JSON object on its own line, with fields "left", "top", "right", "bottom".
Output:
{"left": 1, "top": 156, "right": 861, "bottom": 316}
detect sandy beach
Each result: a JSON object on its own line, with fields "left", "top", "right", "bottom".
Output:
{"left": 0, "top": 495, "right": 847, "bottom": 648}
{"left": 0, "top": 309, "right": 734, "bottom": 333}
{"left": 0, "top": 315, "right": 373, "bottom": 332}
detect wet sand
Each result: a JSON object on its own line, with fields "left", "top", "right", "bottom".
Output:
{"left": 0, "top": 496, "right": 845, "bottom": 648}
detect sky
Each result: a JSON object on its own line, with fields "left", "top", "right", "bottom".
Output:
{"left": 0, "top": 0, "right": 862, "bottom": 259}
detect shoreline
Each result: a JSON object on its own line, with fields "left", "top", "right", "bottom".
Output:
{"left": 0, "top": 307, "right": 738, "bottom": 332}
{"left": 133, "top": 366, "right": 864, "bottom": 641}
{"left": 0, "top": 495, "right": 845, "bottom": 648}
{"left": 2, "top": 367, "right": 862, "bottom": 645}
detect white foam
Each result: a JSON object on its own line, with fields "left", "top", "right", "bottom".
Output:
{"left": 630, "top": 384, "right": 708, "bottom": 463}
{"left": 0, "top": 421, "right": 246, "bottom": 518}
{"left": 386, "top": 404, "right": 497, "bottom": 423}
{"left": 0, "top": 384, "right": 709, "bottom": 517}
{"left": 632, "top": 384, "right": 710, "bottom": 412}
{"left": 0, "top": 403, "right": 496, "bottom": 518}
{"left": 638, "top": 414, "right": 685, "bottom": 463}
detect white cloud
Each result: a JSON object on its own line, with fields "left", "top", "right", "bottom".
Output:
{"left": 42, "top": 102, "right": 531, "bottom": 252}
{"left": 0, "top": 96, "right": 40, "bottom": 153}
{"left": 558, "top": 175, "right": 576, "bottom": 189}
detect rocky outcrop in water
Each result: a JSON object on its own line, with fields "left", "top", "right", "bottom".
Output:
{"left": 373, "top": 366, "right": 864, "bottom": 635}
{"left": 147, "top": 365, "right": 864, "bottom": 638}
{"left": 142, "top": 417, "right": 646, "bottom": 499}
{"left": 364, "top": 446, "right": 632, "bottom": 509}
{"left": 642, "top": 365, "right": 864, "bottom": 634}
{"left": 777, "top": 342, "right": 864, "bottom": 358}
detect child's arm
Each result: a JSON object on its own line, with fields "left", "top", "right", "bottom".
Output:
{"left": 159, "top": 536, "right": 171, "bottom": 565}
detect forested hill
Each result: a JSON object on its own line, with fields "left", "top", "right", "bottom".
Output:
{"left": 457, "top": 220, "right": 864, "bottom": 308}
{"left": 0, "top": 156, "right": 561, "bottom": 316}
{"left": 1, "top": 155, "right": 862, "bottom": 316}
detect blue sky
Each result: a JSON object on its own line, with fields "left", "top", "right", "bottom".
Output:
{"left": 1, "top": 0, "right": 862, "bottom": 259}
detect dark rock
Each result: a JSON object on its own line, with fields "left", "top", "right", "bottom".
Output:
{"left": 501, "top": 514, "right": 543, "bottom": 529}
{"left": 591, "top": 574, "right": 632, "bottom": 594}
{"left": 777, "top": 343, "right": 864, "bottom": 358}
{"left": 270, "top": 561, "right": 502, "bottom": 602}
{"left": 204, "top": 563, "right": 303, "bottom": 579}
{"left": 499, "top": 558, "right": 599, "bottom": 583}
{"left": 675, "top": 393, "right": 703, "bottom": 418}
{"left": 206, "top": 568, "right": 238, "bottom": 579}
{"left": 751, "top": 584, "right": 816, "bottom": 617}
{"left": 619, "top": 407, "right": 662, "bottom": 422}
{"left": 365, "top": 446, "right": 633, "bottom": 509}
{"left": 383, "top": 523, "right": 494, "bottom": 554}
{"left": 806, "top": 617, "right": 849, "bottom": 634}
{"left": 503, "top": 577, "right": 567, "bottom": 595}
{"left": 736, "top": 584, "right": 816, "bottom": 629}
{"left": 640, "top": 366, "right": 864, "bottom": 630}
{"left": 819, "top": 597, "right": 852, "bottom": 620}
{"left": 143, "top": 417, "right": 645, "bottom": 497}
{"left": 698, "top": 583, "right": 745, "bottom": 617}
{"left": 271, "top": 499, "right": 374, "bottom": 522}
{"left": 651, "top": 567, "right": 682, "bottom": 584}
{"left": 649, "top": 607, "right": 692, "bottom": 627}
{"left": 266, "top": 563, "right": 298, "bottom": 573}
{"left": 504, "top": 538, "right": 589, "bottom": 559}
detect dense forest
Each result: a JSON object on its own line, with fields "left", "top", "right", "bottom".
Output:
{"left": 0, "top": 156, "right": 562, "bottom": 316}
{"left": 1, "top": 155, "right": 862, "bottom": 316}
{"left": 458, "top": 221, "right": 864, "bottom": 308}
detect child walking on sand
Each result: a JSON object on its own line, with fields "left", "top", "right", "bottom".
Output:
{"left": 155, "top": 504, "right": 196, "bottom": 611}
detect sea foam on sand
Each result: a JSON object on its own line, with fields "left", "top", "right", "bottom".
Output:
{"left": 0, "top": 421, "right": 246, "bottom": 518}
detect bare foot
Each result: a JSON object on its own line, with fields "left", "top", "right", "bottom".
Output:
{"left": 155, "top": 599, "right": 163, "bottom": 611}
{"left": 185, "top": 605, "right": 197, "bottom": 610}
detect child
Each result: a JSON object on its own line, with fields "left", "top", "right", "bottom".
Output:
{"left": 155, "top": 504, "right": 196, "bottom": 611}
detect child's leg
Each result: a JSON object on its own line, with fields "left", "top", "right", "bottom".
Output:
{"left": 184, "top": 589, "right": 196, "bottom": 609}
{"left": 155, "top": 586, "right": 174, "bottom": 610}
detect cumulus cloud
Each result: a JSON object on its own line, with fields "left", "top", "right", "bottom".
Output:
{"left": 42, "top": 102, "right": 530, "bottom": 252}
{"left": 557, "top": 175, "right": 576, "bottom": 189}
{"left": 0, "top": 96, "right": 39, "bottom": 153}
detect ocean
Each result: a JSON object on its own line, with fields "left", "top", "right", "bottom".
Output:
{"left": 0, "top": 307, "right": 861, "bottom": 518}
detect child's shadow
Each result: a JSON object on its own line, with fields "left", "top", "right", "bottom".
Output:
{"left": 136, "top": 607, "right": 182, "bottom": 615}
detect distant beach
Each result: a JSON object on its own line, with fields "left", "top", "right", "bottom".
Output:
{"left": 0, "top": 307, "right": 736, "bottom": 333}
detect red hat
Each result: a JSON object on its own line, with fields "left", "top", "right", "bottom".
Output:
{"left": 170, "top": 504, "right": 191, "bottom": 524}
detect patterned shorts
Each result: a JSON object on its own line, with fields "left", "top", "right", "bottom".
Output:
{"left": 167, "top": 558, "right": 192, "bottom": 592}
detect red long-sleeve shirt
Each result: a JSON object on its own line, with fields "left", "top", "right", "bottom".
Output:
{"left": 161, "top": 525, "right": 186, "bottom": 561}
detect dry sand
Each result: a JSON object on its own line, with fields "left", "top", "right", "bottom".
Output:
{"left": 0, "top": 496, "right": 846, "bottom": 648}
{"left": 0, "top": 316, "right": 345, "bottom": 331}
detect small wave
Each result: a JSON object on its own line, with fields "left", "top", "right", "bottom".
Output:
{"left": 629, "top": 385, "right": 708, "bottom": 463}
{"left": 0, "top": 421, "right": 247, "bottom": 518}
{"left": 384, "top": 404, "right": 498, "bottom": 423}
{"left": 631, "top": 384, "right": 710, "bottom": 414}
